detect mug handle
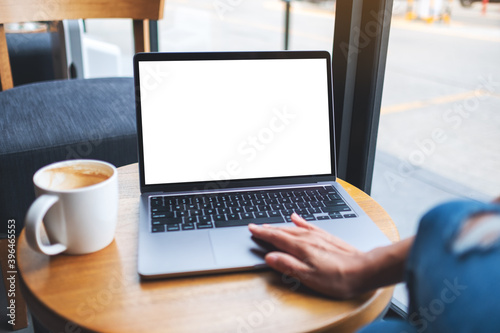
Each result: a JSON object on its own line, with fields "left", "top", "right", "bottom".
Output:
{"left": 25, "top": 194, "right": 67, "bottom": 255}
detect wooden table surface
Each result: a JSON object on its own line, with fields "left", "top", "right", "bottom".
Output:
{"left": 18, "top": 163, "right": 399, "bottom": 333}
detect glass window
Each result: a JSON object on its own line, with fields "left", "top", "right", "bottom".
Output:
{"left": 371, "top": 0, "right": 500, "bottom": 238}
{"left": 82, "top": 0, "right": 336, "bottom": 76}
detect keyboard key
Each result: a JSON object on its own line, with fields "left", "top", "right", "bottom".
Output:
{"left": 182, "top": 223, "right": 195, "bottom": 230}
{"left": 227, "top": 213, "right": 239, "bottom": 220}
{"left": 344, "top": 214, "right": 357, "bottom": 218}
{"left": 151, "top": 198, "right": 163, "bottom": 207}
{"left": 316, "top": 215, "right": 330, "bottom": 220}
{"left": 295, "top": 208, "right": 309, "bottom": 215}
{"left": 318, "top": 187, "right": 329, "bottom": 194}
{"left": 329, "top": 213, "right": 343, "bottom": 219}
{"left": 189, "top": 209, "right": 203, "bottom": 216}
{"left": 268, "top": 210, "right": 281, "bottom": 217}
{"left": 325, "top": 186, "right": 336, "bottom": 193}
{"left": 217, "top": 207, "right": 230, "bottom": 214}
{"left": 205, "top": 208, "right": 216, "bottom": 215}
{"left": 166, "top": 224, "right": 180, "bottom": 232}
{"left": 256, "top": 193, "right": 269, "bottom": 199}
{"left": 199, "top": 215, "right": 212, "bottom": 223}
{"left": 301, "top": 214, "right": 316, "bottom": 221}
{"left": 255, "top": 211, "right": 268, "bottom": 218}
{"left": 152, "top": 225, "right": 166, "bottom": 232}
{"left": 241, "top": 212, "right": 254, "bottom": 219}
{"left": 215, "top": 216, "right": 285, "bottom": 228}
{"left": 186, "top": 216, "right": 198, "bottom": 223}
{"left": 176, "top": 211, "right": 188, "bottom": 217}
{"left": 151, "top": 212, "right": 174, "bottom": 219}
{"left": 324, "top": 200, "right": 347, "bottom": 206}
{"left": 322, "top": 205, "right": 351, "bottom": 213}
{"left": 151, "top": 206, "right": 167, "bottom": 213}
{"left": 232, "top": 207, "right": 243, "bottom": 213}
{"left": 154, "top": 217, "right": 183, "bottom": 225}
{"left": 214, "top": 214, "right": 226, "bottom": 221}
{"left": 196, "top": 222, "right": 213, "bottom": 229}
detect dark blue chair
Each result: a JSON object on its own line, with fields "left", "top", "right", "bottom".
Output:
{"left": 0, "top": 0, "right": 164, "bottom": 237}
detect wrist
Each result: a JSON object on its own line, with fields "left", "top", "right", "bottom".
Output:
{"left": 348, "top": 239, "right": 413, "bottom": 295}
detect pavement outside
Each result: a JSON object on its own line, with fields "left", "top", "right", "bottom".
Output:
{"left": 84, "top": 0, "right": 500, "bottom": 239}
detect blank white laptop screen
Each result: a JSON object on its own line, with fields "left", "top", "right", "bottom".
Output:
{"left": 138, "top": 58, "right": 332, "bottom": 185}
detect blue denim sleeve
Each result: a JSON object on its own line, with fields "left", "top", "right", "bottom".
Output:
{"left": 359, "top": 200, "right": 500, "bottom": 333}
{"left": 404, "top": 200, "right": 500, "bottom": 333}
{"left": 358, "top": 319, "right": 417, "bottom": 333}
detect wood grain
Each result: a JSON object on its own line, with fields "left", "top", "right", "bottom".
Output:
{"left": 0, "top": 24, "right": 14, "bottom": 91}
{"left": 18, "top": 163, "right": 399, "bottom": 333}
{"left": 0, "top": 0, "right": 164, "bottom": 23}
{"left": 0, "top": 0, "right": 163, "bottom": 90}
{"left": 133, "top": 19, "right": 150, "bottom": 54}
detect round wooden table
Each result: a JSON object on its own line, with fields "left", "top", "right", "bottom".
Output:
{"left": 18, "top": 163, "right": 399, "bottom": 333}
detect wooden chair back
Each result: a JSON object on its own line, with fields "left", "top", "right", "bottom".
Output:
{"left": 0, "top": 0, "right": 164, "bottom": 90}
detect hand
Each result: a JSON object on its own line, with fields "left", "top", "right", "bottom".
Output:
{"left": 248, "top": 213, "right": 372, "bottom": 299}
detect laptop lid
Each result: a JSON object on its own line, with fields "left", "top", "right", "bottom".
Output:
{"left": 133, "top": 51, "right": 337, "bottom": 195}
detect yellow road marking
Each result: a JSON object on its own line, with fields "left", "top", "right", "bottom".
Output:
{"left": 391, "top": 18, "right": 500, "bottom": 43}
{"left": 380, "top": 90, "right": 498, "bottom": 115}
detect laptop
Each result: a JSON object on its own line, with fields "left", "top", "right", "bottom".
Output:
{"left": 133, "top": 51, "right": 390, "bottom": 279}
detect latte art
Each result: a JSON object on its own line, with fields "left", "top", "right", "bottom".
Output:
{"left": 44, "top": 165, "right": 110, "bottom": 190}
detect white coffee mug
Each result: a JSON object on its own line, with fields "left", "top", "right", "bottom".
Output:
{"left": 25, "top": 160, "right": 119, "bottom": 255}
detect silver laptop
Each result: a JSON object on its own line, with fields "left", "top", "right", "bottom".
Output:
{"left": 133, "top": 51, "right": 390, "bottom": 279}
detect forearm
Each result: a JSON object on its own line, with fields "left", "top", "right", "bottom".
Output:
{"left": 353, "top": 237, "right": 414, "bottom": 294}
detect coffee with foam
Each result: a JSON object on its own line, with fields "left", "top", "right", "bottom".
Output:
{"left": 41, "top": 165, "right": 111, "bottom": 190}
{"left": 27, "top": 160, "right": 118, "bottom": 255}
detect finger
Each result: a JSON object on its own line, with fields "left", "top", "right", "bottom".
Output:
{"left": 249, "top": 223, "right": 305, "bottom": 239}
{"left": 265, "top": 251, "right": 312, "bottom": 279}
{"left": 248, "top": 224, "right": 309, "bottom": 259}
{"left": 291, "top": 213, "right": 321, "bottom": 231}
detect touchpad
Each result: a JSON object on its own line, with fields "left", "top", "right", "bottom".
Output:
{"left": 209, "top": 227, "right": 268, "bottom": 268}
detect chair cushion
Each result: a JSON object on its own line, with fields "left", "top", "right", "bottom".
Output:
{"left": 0, "top": 78, "right": 138, "bottom": 234}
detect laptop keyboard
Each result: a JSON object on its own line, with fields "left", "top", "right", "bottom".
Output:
{"left": 150, "top": 185, "right": 357, "bottom": 232}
